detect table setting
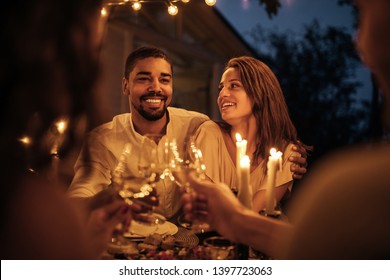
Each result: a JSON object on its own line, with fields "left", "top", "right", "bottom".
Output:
{"left": 102, "top": 218, "right": 243, "bottom": 260}
{"left": 100, "top": 134, "right": 285, "bottom": 260}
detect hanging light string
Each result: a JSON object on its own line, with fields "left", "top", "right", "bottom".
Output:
{"left": 102, "top": 0, "right": 217, "bottom": 16}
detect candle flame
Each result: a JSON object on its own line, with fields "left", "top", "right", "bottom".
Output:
{"left": 270, "top": 148, "right": 283, "bottom": 158}
{"left": 101, "top": 7, "right": 107, "bottom": 16}
{"left": 56, "top": 120, "right": 67, "bottom": 134}
{"left": 240, "top": 155, "right": 250, "bottom": 167}
{"left": 235, "top": 133, "right": 242, "bottom": 142}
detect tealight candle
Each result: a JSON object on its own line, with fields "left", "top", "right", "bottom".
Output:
{"left": 237, "top": 155, "right": 252, "bottom": 209}
{"left": 265, "top": 148, "right": 283, "bottom": 214}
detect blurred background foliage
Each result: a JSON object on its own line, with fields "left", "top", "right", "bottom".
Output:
{"left": 253, "top": 0, "right": 383, "bottom": 169}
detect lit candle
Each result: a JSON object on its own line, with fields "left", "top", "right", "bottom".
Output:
{"left": 237, "top": 155, "right": 252, "bottom": 209}
{"left": 56, "top": 120, "right": 67, "bottom": 134}
{"left": 51, "top": 119, "right": 68, "bottom": 155}
{"left": 265, "top": 148, "right": 283, "bottom": 214}
{"left": 19, "top": 136, "right": 34, "bottom": 172}
{"left": 235, "top": 133, "right": 247, "bottom": 190}
{"left": 51, "top": 119, "right": 68, "bottom": 181}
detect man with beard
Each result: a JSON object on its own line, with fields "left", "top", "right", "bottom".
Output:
{"left": 67, "top": 47, "right": 208, "bottom": 218}
{"left": 68, "top": 46, "right": 307, "bottom": 219}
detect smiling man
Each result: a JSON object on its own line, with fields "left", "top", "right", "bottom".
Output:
{"left": 67, "top": 47, "right": 209, "bottom": 218}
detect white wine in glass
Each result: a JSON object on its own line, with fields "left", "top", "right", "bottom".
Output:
{"left": 113, "top": 142, "right": 166, "bottom": 226}
{"left": 174, "top": 137, "right": 210, "bottom": 233}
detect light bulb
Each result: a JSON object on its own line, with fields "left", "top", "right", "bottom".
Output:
{"left": 205, "top": 0, "right": 217, "bottom": 6}
{"left": 132, "top": 1, "right": 142, "bottom": 11}
{"left": 168, "top": 4, "right": 178, "bottom": 15}
{"left": 19, "top": 136, "right": 31, "bottom": 145}
{"left": 181, "top": 0, "right": 191, "bottom": 3}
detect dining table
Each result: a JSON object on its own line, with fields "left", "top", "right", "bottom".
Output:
{"left": 101, "top": 214, "right": 268, "bottom": 260}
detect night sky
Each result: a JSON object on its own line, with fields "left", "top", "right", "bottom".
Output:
{"left": 215, "top": 0, "right": 354, "bottom": 34}
{"left": 215, "top": 0, "right": 371, "bottom": 103}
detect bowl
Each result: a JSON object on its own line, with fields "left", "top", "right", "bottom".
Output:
{"left": 203, "top": 236, "right": 235, "bottom": 260}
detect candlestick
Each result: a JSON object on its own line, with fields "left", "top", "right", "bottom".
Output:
{"left": 265, "top": 148, "right": 283, "bottom": 214}
{"left": 237, "top": 155, "right": 252, "bottom": 209}
{"left": 235, "top": 133, "right": 247, "bottom": 190}
{"left": 236, "top": 154, "right": 251, "bottom": 261}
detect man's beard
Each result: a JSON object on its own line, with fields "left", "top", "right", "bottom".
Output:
{"left": 137, "top": 105, "right": 167, "bottom": 121}
{"left": 132, "top": 94, "right": 169, "bottom": 121}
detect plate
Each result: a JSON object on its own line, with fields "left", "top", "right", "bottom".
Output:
{"left": 124, "top": 220, "right": 178, "bottom": 238}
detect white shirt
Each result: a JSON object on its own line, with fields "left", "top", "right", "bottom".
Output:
{"left": 67, "top": 107, "right": 209, "bottom": 218}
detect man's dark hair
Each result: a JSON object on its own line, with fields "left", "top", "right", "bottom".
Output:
{"left": 124, "top": 46, "right": 173, "bottom": 78}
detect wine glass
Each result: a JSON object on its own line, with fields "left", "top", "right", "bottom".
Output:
{"left": 136, "top": 134, "right": 178, "bottom": 223}
{"left": 112, "top": 142, "right": 166, "bottom": 227}
{"left": 138, "top": 134, "right": 161, "bottom": 180}
{"left": 173, "top": 136, "right": 210, "bottom": 233}
{"left": 138, "top": 134, "right": 183, "bottom": 195}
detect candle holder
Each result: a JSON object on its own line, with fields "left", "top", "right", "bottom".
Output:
{"left": 204, "top": 236, "right": 235, "bottom": 260}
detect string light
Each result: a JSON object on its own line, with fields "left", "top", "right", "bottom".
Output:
{"left": 205, "top": 0, "right": 216, "bottom": 6}
{"left": 102, "top": 0, "right": 216, "bottom": 16}
{"left": 132, "top": 1, "right": 142, "bottom": 11}
{"left": 19, "top": 136, "right": 31, "bottom": 145}
{"left": 101, "top": 7, "right": 108, "bottom": 16}
{"left": 167, "top": 3, "right": 178, "bottom": 16}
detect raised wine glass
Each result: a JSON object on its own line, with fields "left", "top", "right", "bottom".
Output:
{"left": 112, "top": 142, "right": 166, "bottom": 227}
{"left": 173, "top": 136, "right": 210, "bottom": 233}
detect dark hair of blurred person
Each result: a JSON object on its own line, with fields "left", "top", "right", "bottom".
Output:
{"left": 0, "top": 0, "right": 131, "bottom": 259}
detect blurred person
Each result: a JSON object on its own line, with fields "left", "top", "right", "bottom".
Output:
{"left": 67, "top": 46, "right": 309, "bottom": 219}
{"left": 182, "top": 0, "right": 390, "bottom": 259}
{"left": 194, "top": 56, "right": 311, "bottom": 213}
{"left": 0, "top": 0, "right": 138, "bottom": 259}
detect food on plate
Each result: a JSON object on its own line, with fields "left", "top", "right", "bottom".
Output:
{"left": 137, "top": 242, "right": 158, "bottom": 252}
{"left": 144, "top": 233, "right": 163, "bottom": 246}
{"left": 161, "top": 235, "right": 175, "bottom": 250}
{"left": 107, "top": 231, "right": 218, "bottom": 259}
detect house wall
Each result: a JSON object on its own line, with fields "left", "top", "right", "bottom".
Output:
{"left": 99, "top": 21, "right": 224, "bottom": 123}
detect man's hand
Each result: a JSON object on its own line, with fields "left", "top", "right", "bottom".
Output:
{"left": 289, "top": 141, "right": 310, "bottom": 180}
